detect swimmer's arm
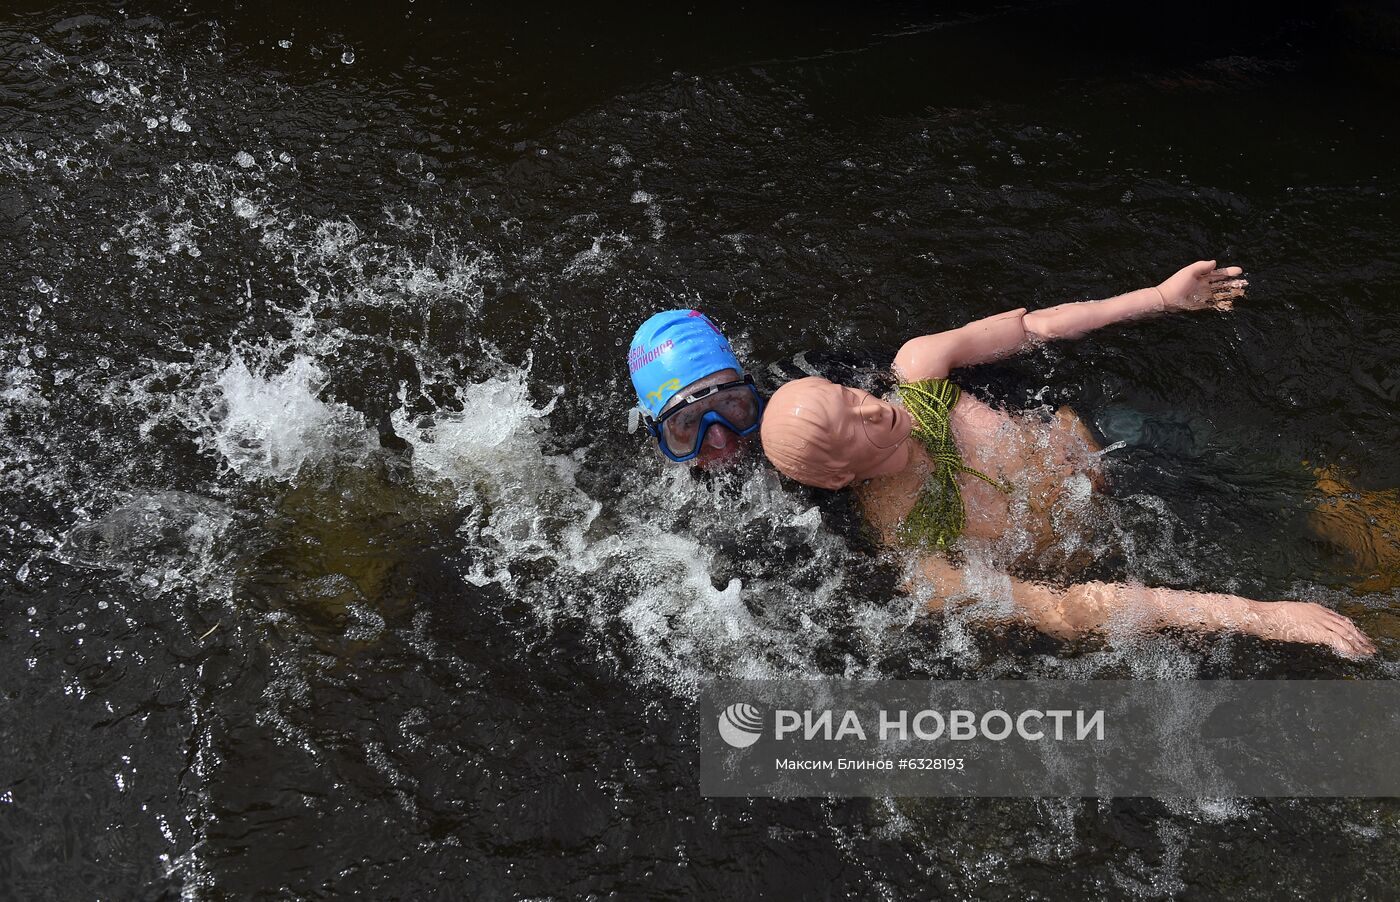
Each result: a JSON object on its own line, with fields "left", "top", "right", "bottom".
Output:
{"left": 918, "top": 557, "right": 1375, "bottom": 657}
{"left": 892, "top": 261, "right": 1248, "bottom": 381}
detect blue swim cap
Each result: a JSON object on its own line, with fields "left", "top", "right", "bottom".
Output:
{"left": 627, "top": 310, "right": 742, "bottom": 418}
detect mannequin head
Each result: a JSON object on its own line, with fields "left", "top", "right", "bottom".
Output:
{"left": 760, "top": 377, "right": 913, "bottom": 489}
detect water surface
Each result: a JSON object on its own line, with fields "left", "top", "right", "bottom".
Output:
{"left": 3, "top": 1, "right": 1400, "bottom": 897}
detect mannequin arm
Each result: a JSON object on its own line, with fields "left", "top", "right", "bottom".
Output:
{"left": 892, "top": 261, "right": 1248, "bottom": 382}
{"left": 916, "top": 556, "right": 1374, "bottom": 657}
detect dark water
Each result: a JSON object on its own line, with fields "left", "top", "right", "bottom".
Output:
{"left": 4, "top": 1, "right": 1400, "bottom": 898}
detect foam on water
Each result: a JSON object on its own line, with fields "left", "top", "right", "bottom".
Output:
{"left": 194, "top": 354, "right": 368, "bottom": 482}
{"left": 395, "top": 374, "right": 922, "bottom": 690}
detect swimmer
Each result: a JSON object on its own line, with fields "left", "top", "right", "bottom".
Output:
{"left": 760, "top": 260, "right": 1377, "bottom": 658}
{"left": 627, "top": 309, "right": 764, "bottom": 467}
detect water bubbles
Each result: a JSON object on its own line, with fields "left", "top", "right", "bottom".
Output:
{"left": 92, "top": 61, "right": 109, "bottom": 75}
{"left": 278, "top": 151, "right": 292, "bottom": 164}
{"left": 188, "top": 246, "right": 202, "bottom": 258}
{"left": 170, "top": 112, "right": 190, "bottom": 133}
{"left": 231, "top": 197, "right": 256, "bottom": 219}
{"left": 32, "top": 345, "right": 46, "bottom": 359}
{"left": 35, "top": 278, "right": 52, "bottom": 295}
{"left": 144, "top": 117, "right": 158, "bottom": 130}
{"left": 97, "top": 600, "right": 108, "bottom": 610}
{"left": 99, "top": 241, "right": 111, "bottom": 251}
{"left": 341, "top": 50, "right": 355, "bottom": 65}
{"left": 233, "top": 150, "right": 255, "bottom": 169}
{"left": 278, "top": 39, "right": 292, "bottom": 49}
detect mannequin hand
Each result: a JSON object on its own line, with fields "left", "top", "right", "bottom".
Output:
{"left": 1255, "top": 600, "right": 1376, "bottom": 658}
{"left": 1157, "top": 260, "right": 1248, "bottom": 312}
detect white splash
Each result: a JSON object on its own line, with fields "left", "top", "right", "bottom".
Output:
{"left": 200, "top": 354, "right": 367, "bottom": 482}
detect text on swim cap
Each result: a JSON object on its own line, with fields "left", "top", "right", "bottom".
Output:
{"left": 628, "top": 339, "right": 674, "bottom": 374}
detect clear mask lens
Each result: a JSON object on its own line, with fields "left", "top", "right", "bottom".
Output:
{"left": 660, "top": 384, "right": 760, "bottom": 457}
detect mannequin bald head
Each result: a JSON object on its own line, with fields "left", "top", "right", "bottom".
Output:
{"left": 760, "top": 377, "right": 913, "bottom": 489}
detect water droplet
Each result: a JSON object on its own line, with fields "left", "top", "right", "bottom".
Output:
{"left": 232, "top": 197, "right": 256, "bottom": 219}
{"left": 92, "top": 61, "right": 110, "bottom": 75}
{"left": 341, "top": 50, "right": 355, "bottom": 65}
{"left": 278, "top": 39, "right": 292, "bottom": 49}
{"left": 35, "top": 279, "right": 52, "bottom": 294}
{"left": 171, "top": 114, "right": 190, "bottom": 133}
{"left": 144, "top": 117, "right": 158, "bottom": 129}
{"left": 100, "top": 241, "right": 111, "bottom": 251}
{"left": 278, "top": 151, "right": 292, "bottom": 164}
{"left": 32, "top": 345, "right": 46, "bottom": 359}
{"left": 188, "top": 247, "right": 202, "bottom": 258}
{"left": 98, "top": 600, "right": 109, "bottom": 610}
{"left": 233, "top": 150, "right": 255, "bottom": 168}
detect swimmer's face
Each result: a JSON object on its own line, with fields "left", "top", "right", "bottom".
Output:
{"left": 659, "top": 368, "right": 751, "bottom": 467}
{"left": 760, "top": 377, "right": 913, "bottom": 489}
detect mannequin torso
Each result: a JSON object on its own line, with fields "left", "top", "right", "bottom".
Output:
{"left": 855, "top": 392, "right": 1105, "bottom": 554}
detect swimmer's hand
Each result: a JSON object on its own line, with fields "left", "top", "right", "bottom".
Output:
{"left": 1157, "top": 260, "right": 1248, "bottom": 312}
{"left": 1254, "top": 600, "right": 1377, "bottom": 658}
